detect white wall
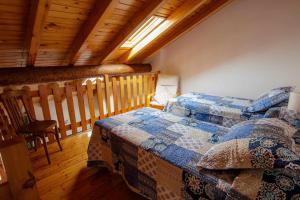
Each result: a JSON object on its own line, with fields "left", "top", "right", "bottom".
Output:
{"left": 149, "top": 0, "right": 300, "bottom": 99}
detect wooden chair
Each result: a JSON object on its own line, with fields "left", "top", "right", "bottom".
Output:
{"left": 0, "top": 90, "right": 62, "bottom": 164}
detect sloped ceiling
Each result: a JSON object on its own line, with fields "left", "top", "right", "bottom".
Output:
{"left": 0, "top": 0, "right": 230, "bottom": 68}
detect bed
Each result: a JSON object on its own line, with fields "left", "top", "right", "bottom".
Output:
{"left": 88, "top": 107, "right": 300, "bottom": 199}
{"left": 164, "top": 92, "right": 287, "bottom": 127}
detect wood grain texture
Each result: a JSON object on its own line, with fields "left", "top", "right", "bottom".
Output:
{"left": 124, "top": 0, "right": 211, "bottom": 63}
{"left": 0, "top": 0, "right": 229, "bottom": 67}
{"left": 0, "top": 64, "right": 151, "bottom": 86}
{"left": 86, "top": 80, "right": 96, "bottom": 126}
{"left": 96, "top": 0, "right": 165, "bottom": 64}
{"left": 1, "top": 137, "right": 39, "bottom": 200}
{"left": 65, "top": 83, "right": 77, "bottom": 135}
{"left": 25, "top": 0, "right": 51, "bottom": 66}
{"left": 66, "top": 0, "right": 119, "bottom": 65}
{"left": 125, "top": 0, "right": 231, "bottom": 62}
{"left": 76, "top": 81, "right": 87, "bottom": 132}
{"left": 30, "top": 131, "right": 145, "bottom": 200}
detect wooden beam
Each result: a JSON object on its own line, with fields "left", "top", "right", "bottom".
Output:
{"left": 25, "top": 0, "right": 51, "bottom": 67}
{"left": 123, "top": 0, "right": 229, "bottom": 63}
{"left": 95, "top": 0, "right": 165, "bottom": 64}
{"left": 0, "top": 64, "right": 152, "bottom": 86}
{"left": 66, "top": 0, "right": 119, "bottom": 65}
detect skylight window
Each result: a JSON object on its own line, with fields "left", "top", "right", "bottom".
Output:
{"left": 121, "top": 16, "right": 165, "bottom": 48}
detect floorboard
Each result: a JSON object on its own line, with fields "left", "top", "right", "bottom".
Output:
{"left": 30, "top": 132, "right": 145, "bottom": 200}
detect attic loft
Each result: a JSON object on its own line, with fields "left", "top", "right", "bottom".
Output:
{"left": 2, "top": 0, "right": 300, "bottom": 199}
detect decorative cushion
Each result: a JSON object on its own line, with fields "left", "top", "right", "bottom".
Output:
{"left": 217, "top": 118, "right": 297, "bottom": 150}
{"left": 245, "top": 86, "right": 294, "bottom": 112}
{"left": 197, "top": 137, "right": 300, "bottom": 170}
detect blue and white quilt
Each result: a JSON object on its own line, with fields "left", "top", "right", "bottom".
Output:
{"left": 164, "top": 93, "right": 265, "bottom": 127}
{"left": 88, "top": 108, "right": 300, "bottom": 199}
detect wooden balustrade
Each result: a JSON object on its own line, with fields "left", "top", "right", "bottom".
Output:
{"left": 0, "top": 72, "right": 157, "bottom": 142}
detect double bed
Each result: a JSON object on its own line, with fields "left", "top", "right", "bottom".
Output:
{"left": 88, "top": 108, "right": 300, "bottom": 199}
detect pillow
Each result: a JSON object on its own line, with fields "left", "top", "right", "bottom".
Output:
{"left": 217, "top": 118, "right": 298, "bottom": 150}
{"left": 245, "top": 86, "right": 294, "bottom": 112}
{"left": 197, "top": 137, "right": 300, "bottom": 170}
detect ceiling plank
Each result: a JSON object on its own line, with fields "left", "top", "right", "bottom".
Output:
{"left": 123, "top": 0, "right": 231, "bottom": 63}
{"left": 25, "top": 0, "right": 51, "bottom": 67}
{"left": 66, "top": 0, "right": 119, "bottom": 65}
{"left": 95, "top": 0, "right": 166, "bottom": 64}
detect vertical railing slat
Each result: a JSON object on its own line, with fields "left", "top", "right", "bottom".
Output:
{"left": 112, "top": 77, "right": 119, "bottom": 115}
{"left": 96, "top": 78, "right": 105, "bottom": 119}
{"left": 51, "top": 83, "right": 67, "bottom": 138}
{"left": 38, "top": 84, "right": 55, "bottom": 142}
{"left": 86, "top": 80, "right": 96, "bottom": 126}
{"left": 132, "top": 75, "right": 138, "bottom": 109}
{"left": 120, "top": 77, "right": 126, "bottom": 113}
{"left": 76, "top": 81, "right": 87, "bottom": 131}
{"left": 104, "top": 75, "right": 111, "bottom": 117}
{"left": 65, "top": 83, "right": 77, "bottom": 135}
{"left": 138, "top": 75, "right": 143, "bottom": 108}
{"left": 126, "top": 76, "right": 132, "bottom": 111}
{"left": 144, "top": 75, "right": 149, "bottom": 107}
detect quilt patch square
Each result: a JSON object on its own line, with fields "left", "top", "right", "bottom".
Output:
{"left": 112, "top": 124, "right": 151, "bottom": 145}
{"left": 157, "top": 158, "right": 183, "bottom": 197}
{"left": 157, "top": 184, "right": 182, "bottom": 200}
{"left": 95, "top": 118, "right": 124, "bottom": 130}
{"left": 137, "top": 148, "right": 157, "bottom": 179}
{"left": 138, "top": 171, "right": 157, "bottom": 199}
{"left": 129, "top": 117, "right": 173, "bottom": 135}
{"left": 160, "top": 144, "right": 202, "bottom": 169}
{"left": 167, "top": 123, "right": 189, "bottom": 135}
{"left": 141, "top": 136, "right": 173, "bottom": 156}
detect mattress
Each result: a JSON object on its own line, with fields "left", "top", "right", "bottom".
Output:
{"left": 164, "top": 93, "right": 264, "bottom": 127}
{"left": 87, "top": 108, "right": 300, "bottom": 199}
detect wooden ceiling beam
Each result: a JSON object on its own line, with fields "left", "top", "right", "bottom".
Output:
{"left": 0, "top": 64, "right": 152, "bottom": 86}
{"left": 95, "top": 0, "right": 166, "bottom": 64}
{"left": 123, "top": 0, "right": 231, "bottom": 63}
{"left": 66, "top": 0, "right": 119, "bottom": 65}
{"left": 25, "top": 0, "right": 51, "bottom": 67}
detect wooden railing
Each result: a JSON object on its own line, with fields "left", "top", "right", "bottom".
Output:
{"left": 0, "top": 72, "right": 157, "bottom": 143}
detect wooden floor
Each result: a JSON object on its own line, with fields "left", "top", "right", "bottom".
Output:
{"left": 30, "top": 132, "right": 145, "bottom": 200}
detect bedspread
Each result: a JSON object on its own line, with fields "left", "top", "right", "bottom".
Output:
{"left": 88, "top": 108, "right": 300, "bottom": 200}
{"left": 164, "top": 93, "right": 264, "bottom": 127}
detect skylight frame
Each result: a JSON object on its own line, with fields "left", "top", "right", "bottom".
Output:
{"left": 121, "top": 16, "right": 165, "bottom": 48}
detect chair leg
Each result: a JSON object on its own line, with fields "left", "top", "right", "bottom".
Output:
{"left": 55, "top": 125, "right": 63, "bottom": 151}
{"left": 33, "top": 137, "right": 38, "bottom": 152}
{"left": 41, "top": 134, "right": 51, "bottom": 164}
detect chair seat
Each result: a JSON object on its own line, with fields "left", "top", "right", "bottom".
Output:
{"left": 22, "top": 120, "right": 57, "bottom": 133}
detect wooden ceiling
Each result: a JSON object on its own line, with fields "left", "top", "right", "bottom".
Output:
{"left": 0, "top": 0, "right": 230, "bottom": 68}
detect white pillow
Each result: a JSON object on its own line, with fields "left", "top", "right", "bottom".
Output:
{"left": 152, "top": 74, "right": 179, "bottom": 105}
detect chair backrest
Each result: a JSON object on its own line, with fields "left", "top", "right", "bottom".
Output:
{"left": 0, "top": 104, "right": 16, "bottom": 141}
{"left": 0, "top": 90, "right": 33, "bottom": 133}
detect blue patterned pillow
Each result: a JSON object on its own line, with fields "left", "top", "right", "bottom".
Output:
{"left": 245, "top": 86, "right": 294, "bottom": 112}
{"left": 217, "top": 118, "right": 297, "bottom": 150}
{"left": 197, "top": 136, "right": 300, "bottom": 169}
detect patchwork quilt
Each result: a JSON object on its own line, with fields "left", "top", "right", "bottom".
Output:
{"left": 164, "top": 93, "right": 264, "bottom": 127}
{"left": 88, "top": 108, "right": 300, "bottom": 200}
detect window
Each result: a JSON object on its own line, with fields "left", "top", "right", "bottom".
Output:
{"left": 121, "top": 16, "right": 165, "bottom": 48}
